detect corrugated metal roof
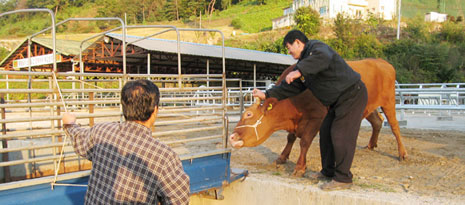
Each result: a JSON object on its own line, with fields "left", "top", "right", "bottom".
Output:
{"left": 32, "top": 38, "right": 93, "bottom": 56}
{"left": 108, "top": 33, "right": 296, "bottom": 66}
{"left": 0, "top": 38, "right": 93, "bottom": 67}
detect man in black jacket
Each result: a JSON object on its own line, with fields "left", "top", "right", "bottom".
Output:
{"left": 253, "top": 30, "right": 367, "bottom": 191}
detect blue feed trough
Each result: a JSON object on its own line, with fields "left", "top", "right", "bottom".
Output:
{"left": 0, "top": 151, "right": 247, "bottom": 204}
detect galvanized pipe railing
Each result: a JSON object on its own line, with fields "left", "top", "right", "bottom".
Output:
{"left": 0, "top": 8, "right": 57, "bottom": 183}
{"left": 0, "top": 72, "right": 229, "bottom": 182}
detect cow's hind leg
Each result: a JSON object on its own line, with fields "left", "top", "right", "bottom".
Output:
{"left": 365, "top": 110, "right": 383, "bottom": 150}
{"left": 275, "top": 133, "right": 297, "bottom": 165}
{"left": 381, "top": 106, "right": 408, "bottom": 160}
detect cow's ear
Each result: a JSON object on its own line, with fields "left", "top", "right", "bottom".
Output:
{"left": 261, "top": 98, "right": 278, "bottom": 115}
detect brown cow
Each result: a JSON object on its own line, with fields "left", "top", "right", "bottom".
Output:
{"left": 229, "top": 58, "right": 408, "bottom": 177}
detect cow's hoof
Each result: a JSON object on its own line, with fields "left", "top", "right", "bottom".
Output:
{"left": 365, "top": 144, "right": 377, "bottom": 150}
{"left": 399, "top": 152, "right": 408, "bottom": 161}
{"left": 291, "top": 169, "right": 306, "bottom": 177}
{"left": 275, "top": 158, "right": 287, "bottom": 165}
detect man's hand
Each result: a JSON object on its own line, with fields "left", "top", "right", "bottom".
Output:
{"left": 252, "top": 88, "right": 266, "bottom": 100}
{"left": 285, "top": 70, "right": 302, "bottom": 84}
{"left": 62, "top": 113, "right": 76, "bottom": 125}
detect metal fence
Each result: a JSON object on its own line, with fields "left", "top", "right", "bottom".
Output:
{"left": 0, "top": 71, "right": 230, "bottom": 185}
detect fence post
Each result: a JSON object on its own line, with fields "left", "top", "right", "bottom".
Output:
{"left": 239, "top": 79, "right": 243, "bottom": 116}
{"left": 89, "top": 92, "right": 94, "bottom": 127}
{"left": 1, "top": 94, "right": 11, "bottom": 182}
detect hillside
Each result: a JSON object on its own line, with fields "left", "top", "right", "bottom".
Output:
{"left": 0, "top": 0, "right": 463, "bottom": 41}
{"left": 403, "top": 0, "right": 465, "bottom": 18}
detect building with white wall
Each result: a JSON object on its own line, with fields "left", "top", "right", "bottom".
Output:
{"left": 272, "top": 0, "right": 397, "bottom": 30}
{"left": 425, "top": 12, "right": 447, "bottom": 22}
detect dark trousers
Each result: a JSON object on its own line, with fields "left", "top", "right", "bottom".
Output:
{"left": 319, "top": 80, "right": 368, "bottom": 183}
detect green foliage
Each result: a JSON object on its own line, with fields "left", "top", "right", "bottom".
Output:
{"left": 260, "top": 37, "right": 286, "bottom": 53}
{"left": 293, "top": 6, "right": 320, "bottom": 37}
{"left": 438, "top": 22, "right": 465, "bottom": 44}
{"left": 213, "top": 0, "right": 291, "bottom": 33}
{"left": 231, "top": 18, "right": 242, "bottom": 29}
{"left": 329, "top": 13, "right": 382, "bottom": 59}
{"left": 383, "top": 39, "right": 465, "bottom": 83}
{"left": 0, "top": 47, "right": 9, "bottom": 62}
{"left": 224, "top": 32, "right": 286, "bottom": 54}
{"left": 332, "top": 13, "right": 363, "bottom": 43}
{"left": 404, "top": 15, "right": 430, "bottom": 43}
{"left": 353, "top": 34, "right": 384, "bottom": 59}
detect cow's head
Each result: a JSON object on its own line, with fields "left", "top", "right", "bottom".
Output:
{"left": 229, "top": 97, "right": 300, "bottom": 148}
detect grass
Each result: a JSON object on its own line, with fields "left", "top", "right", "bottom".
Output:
{"left": 403, "top": 0, "right": 465, "bottom": 18}
{"left": 272, "top": 171, "right": 282, "bottom": 176}
{"left": 210, "top": 0, "right": 292, "bottom": 33}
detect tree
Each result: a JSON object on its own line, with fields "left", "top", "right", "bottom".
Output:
{"left": 207, "top": 0, "right": 216, "bottom": 16}
{"left": 293, "top": 6, "right": 320, "bottom": 37}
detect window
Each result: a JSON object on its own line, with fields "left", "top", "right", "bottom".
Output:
{"left": 320, "top": 6, "right": 327, "bottom": 15}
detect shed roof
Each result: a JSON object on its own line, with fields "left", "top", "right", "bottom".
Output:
{"left": 0, "top": 38, "right": 92, "bottom": 67}
{"left": 107, "top": 33, "right": 296, "bottom": 66}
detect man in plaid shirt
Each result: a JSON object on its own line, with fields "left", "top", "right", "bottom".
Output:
{"left": 62, "top": 79, "right": 190, "bottom": 204}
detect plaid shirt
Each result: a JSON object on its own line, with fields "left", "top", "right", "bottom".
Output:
{"left": 66, "top": 121, "right": 190, "bottom": 205}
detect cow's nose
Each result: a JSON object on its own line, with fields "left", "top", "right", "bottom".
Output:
{"left": 229, "top": 133, "right": 244, "bottom": 148}
{"left": 230, "top": 133, "right": 239, "bottom": 141}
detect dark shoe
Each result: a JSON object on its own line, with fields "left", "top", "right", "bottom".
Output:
{"left": 320, "top": 180, "right": 353, "bottom": 191}
{"left": 308, "top": 172, "right": 332, "bottom": 182}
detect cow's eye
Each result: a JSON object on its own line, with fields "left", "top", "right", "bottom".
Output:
{"left": 244, "top": 111, "right": 253, "bottom": 119}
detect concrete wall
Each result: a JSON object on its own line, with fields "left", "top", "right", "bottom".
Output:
{"left": 190, "top": 173, "right": 448, "bottom": 205}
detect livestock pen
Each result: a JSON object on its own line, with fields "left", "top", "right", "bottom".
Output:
{"left": 0, "top": 8, "right": 248, "bottom": 204}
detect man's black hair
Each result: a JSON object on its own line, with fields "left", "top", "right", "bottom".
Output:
{"left": 121, "top": 79, "right": 160, "bottom": 121}
{"left": 283, "top": 30, "right": 309, "bottom": 47}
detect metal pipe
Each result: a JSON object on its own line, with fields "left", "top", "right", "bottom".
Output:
{"left": 152, "top": 126, "right": 222, "bottom": 137}
{"left": 163, "top": 135, "right": 222, "bottom": 145}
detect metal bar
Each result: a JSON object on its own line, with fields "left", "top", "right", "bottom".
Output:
{"left": 163, "top": 135, "right": 222, "bottom": 145}
{"left": 0, "top": 170, "right": 91, "bottom": 192}
{"left": 396, "top": 105, "right": 465, "bottom": 110}
{"left": 128, "top": 74, "right": 223, "bottom": 78}
{"left": 152, "top": 125, "right": 222, "bottom": 137}
{"left": 0, "top": 101, "right": 120, "bottom": 108}
{"left": 155, "top": 116, "right": 221, "bottom": 126}
{"left": 0, "top": 142, "right": 72, "bottom": 153}
{"left": 179, "top": 148, "right": 231, "bottom": 161}
{"left": 0, "top": 130, "right": 64, "bottom": 140}
{"left": 0, "top": 154, "right": 78, "bottom": 167}
{"left": 0, "top": 86, "right": 225, "bottom": 94}
{"left": 0, "top": 71, "right": 222, "bottom": 79}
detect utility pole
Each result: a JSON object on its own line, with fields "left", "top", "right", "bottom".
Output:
{"left": 175, "top": 0, "right": 179, "bottom": 21}
{"left": 397, "top": 0, "right": 402, "bottom": 40}
{"left": 443, "top": 0, "right": 446, "bottom": 13}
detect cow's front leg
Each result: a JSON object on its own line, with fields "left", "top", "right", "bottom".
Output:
{"left": 292, "top": 135, "right": 312, "bottom": 177}
{"left": 275, "top": 133, "right": 297, "bottom": 165}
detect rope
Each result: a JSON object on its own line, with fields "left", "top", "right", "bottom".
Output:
{"left": 235, "top": 114, "right": 264, "bottom": 141}
{"left": 50, "top": 72, "right": 88, "bottom": 190}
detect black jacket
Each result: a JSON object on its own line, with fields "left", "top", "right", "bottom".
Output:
{"left": 266, "top": 40, "right": 360, "bottom": 106}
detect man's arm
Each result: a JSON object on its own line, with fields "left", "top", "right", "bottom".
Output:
{"left": 295, "top": 42, "right": 332, "bottom": 76}
{"left": 62, "top": 113, "right": 94, "bottom": 160}
{"left": 158, "top": 151, "right": 190, "bottom": 205}
{"left": 265, "top": 78, "right": 306, "bottom": 101}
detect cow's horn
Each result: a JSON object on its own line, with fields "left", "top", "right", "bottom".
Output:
{"left": 254, "top": 97, "right": 261, "bottom": 104}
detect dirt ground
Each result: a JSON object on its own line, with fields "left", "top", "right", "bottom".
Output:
{"left": 229, "top": 126, "right": 465, "bottom": 202}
